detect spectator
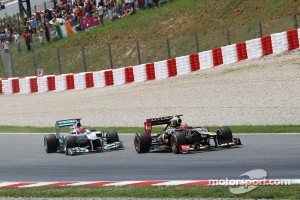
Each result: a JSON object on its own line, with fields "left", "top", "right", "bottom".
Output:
{"left": 138, "top": 0, "right": 145, "bottom": 10}
{"left": 124, "top": 0, "right": 129, "bottom": 8}
{"left": 75, "top": 21, "right": 82, "bottom": 31}
{"left": 54, "top": 18, "right": 63, "bottom": 39}
{"left": 1, "top": 30, "right": 6, "bottom": 43}
{"left": 22, "top": 29, "right": 31, "bottom": 51}
{"left": 97, "top": 2, "right": 104, "bottom": 26}
{"left": 29, "top": 16, "right": 37, "bottom": 34}
{"left": 12, "top": 31, "right": 21, "bottom": 52}
{"left": 96, "top": 0, "right": 105, "bottom": 7}
{"left": 153, "top": 0, "right": 159, "bottom": 7}
{"left": 129, "top": 0, "right": 135, "bottom": 14}
{"left": 85, "top": 0, "right": 93, "bottom": 18}
{"left": 105, "top": 0, "right": 114, "bottom": 22}
{"left": 35, "top": 11, "right": 42, "bottom": 26}
{"left": 77, "top": 0, "right": 84, "bottom": 7}
{"left": 6, "top": 25, "right": 13, "bottom": 42}
{"left": 37, "top": 26, "right": 45, "bottom": 45}
{"left": 74, "top": 6, "right": 79, "bottom": 23}
{"left": 44, "top": 9, "right": 53, "bottom": 21}
{"left": 116, "top": 0, "right": 123, "bottom": 16}
{"left": 43, "top": 22, "right": 51, "bottom": 43}
{"left": 123, "top": 3, "right": 131, "bottom": 16}
{"left": 77, "top": 6, "right": 84, "bottom": 22}
{"left": 145, "top": 0, "right": 152, "bottom": 9}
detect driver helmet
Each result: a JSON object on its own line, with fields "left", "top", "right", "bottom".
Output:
{"left": 180, "top": 123, "right": 189, "bottom": 129}
{"left": 76, "top": 126, "right": 86, "bottom": 134}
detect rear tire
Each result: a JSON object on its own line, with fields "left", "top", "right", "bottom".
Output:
{"left": 107, "top": 130, "right": 119, "bottom": 143}
{"left": 44, "top": 134, "right": 58, "bottom": 153}
{"left": 217, "top": 126, "right": 233, "bottom": 144}
{"left": 65, "top": 136, "right": 76, "bottom": 155}
{"left": 134, "top": 133, "right": 151, "bottom": 153}
{"left": 171, "top": 131, "right": 186, "bottom": 154}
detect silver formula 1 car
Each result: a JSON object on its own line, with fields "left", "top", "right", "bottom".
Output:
{"left": 134, "top": 115, "right": 242, "bottom": 154}
{"left": 44, "top": 118, "right": 124, "bottom": 155}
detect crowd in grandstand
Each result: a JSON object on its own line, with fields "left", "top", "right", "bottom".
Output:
{"left": 0, "top": 0, "right": 166, "bottom": 53}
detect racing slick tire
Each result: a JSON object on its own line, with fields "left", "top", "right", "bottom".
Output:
{"left": 171, "top": 131, "right": 186, "bottom": 154}
{"left": 134, "top": 133, "right": 151, "bottom": 153}
{"left": 44, "top": 134, "right": 58, "bottom": 153}
{"left": 65, "top": 136, "right": 76, "bottom": 155}
{"left": 107, "top": 130, "right": 119, "bottom": 143}
{"left": 217, "top": 126, "right": 233, "bottom": 144}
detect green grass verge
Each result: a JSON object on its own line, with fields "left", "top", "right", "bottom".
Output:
{"left": 2, "top": 0, "right": 299, "bottom": 77}
{"left": 0, "top": 125, "right": 299, "bottom": 133}
{"left": 0, "top": 185, "right": 299, "bottom": 199}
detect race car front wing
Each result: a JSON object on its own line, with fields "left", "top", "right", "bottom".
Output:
{"left": 66, "top": 141, "right": 124, "bottom": 156}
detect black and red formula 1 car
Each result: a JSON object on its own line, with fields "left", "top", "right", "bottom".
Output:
{"left": 134, "top": 115, "right": 242, "bottom": 154}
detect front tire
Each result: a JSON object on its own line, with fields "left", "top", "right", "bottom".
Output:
{"left": 44, "top": 134, "right": 58, "bottom": 153}
{"left": 107, "top": 130, "right": 119, "bottom": 143}
{"left": 217, "top": 126, "right": 233, "bottom": 144}
{"left": 171, "top": 131, "right": 186, "bottom": 154}
{"left": 134, "top": 133, "right": 151, "bottom": 153}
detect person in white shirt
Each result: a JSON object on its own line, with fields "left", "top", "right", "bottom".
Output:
{"left": 97, "top": 2, "right": 104, "bottom": 26}
{"left": 13, "top": 31, "right": 21, "bottom": 52}
{"left": 105, "top": 0, "right": 114, "bottom": 22}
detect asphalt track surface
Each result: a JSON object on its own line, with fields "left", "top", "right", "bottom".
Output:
{"left": 0, "top": 133, "right": 299, "bottom": 182}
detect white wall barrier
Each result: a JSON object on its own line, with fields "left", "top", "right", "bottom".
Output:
{"left": 154, "top": 60, "right": 168, "bottom": 80}
{"left": 176, "top": 55, "right": 191, "bottom": 76}
{"left": 199, "top": 50, "right": 213, "bottom": 70}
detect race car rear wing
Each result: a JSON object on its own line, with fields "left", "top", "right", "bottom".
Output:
{"left": 55, "top": 118, "right": 81, "bottom": 137}
{"left": 55, "top": 119, "right": 81, "bottom": 127}
{"left": 144, "top": 115, "right": 183, "bottom": 136}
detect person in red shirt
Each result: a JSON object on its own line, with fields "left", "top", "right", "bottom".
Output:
{"left": 76, "top": 6, "right": 83, "bottom": 29}
{"left": 77, "top": 6, "right": 83, "bottom": 19}
{"left": 85, "top": 0, "right": 93, "bottom": 18}
{"left": 35, "top": 11, "right": 42, "bottom": 26}
{"left": 22, "top": 29, "right": 31, "bottom": 51}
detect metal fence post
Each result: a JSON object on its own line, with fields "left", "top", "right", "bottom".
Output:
{"left": 226, "top": 29, "right": 231, "bottom": 45}
{"left": 136, "top": 41, "right": 141, "bottom": 65}
{"left": 81, "top": 46, "right": 87, "bottom": 72}
{"left": 195, "top": 33, "right": 200, "bottom": 53}
{"left": 9, "top": 16, "right": 12, "bottom": 27}
{"left": 56, "top": 48, "right": 62, "bottom": 74}
{"left": 259, "top": 21, "right": 263, "bottom": 37}
{"left": 108, "top": 44, "right": 113, "bottom": 69}
{"left": 8, "top": 17, "right": 12, "bottom": 42}
{"left": 80, "top": 17, "right": 84, "bottom": 31}
{"left": 32, "top": 50, "right": 37, "bottom": 76}
{"left": 9, "top": 49, "right": 14, "bottom": 77}
{"left": 293, "top": 14, "right": 298, "bottom": 29}
{"left": 166, "top": 38, "right": 171, "bottom": 59}
{"left": 43, "top": 2, "right": 47, "bottom": 22}
{"left": 17, "top": 13, "right": 21, "bottom": 33}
